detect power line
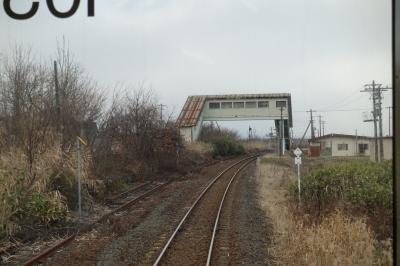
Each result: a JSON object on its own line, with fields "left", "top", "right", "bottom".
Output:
{"left": 317, "top": 108, "right": 370, "bottom": 112}
{"left": 331, "top": 93, "right": 369, "bottom": 109}
{"left": 315, "top": 88, "right": 364, "bottom": 110}
{"left": 293, "top": 108, "right": 369, "bottom": 113}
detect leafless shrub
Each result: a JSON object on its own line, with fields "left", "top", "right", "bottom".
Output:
{"left": 0, "top": 46, "right": 55, "bottom": 174}
{"left": 94, "top": 87, "right": 180, "bottom": 179}
{"left": 0, "top": 44, "right": 105, "bottom": 239}
{"left": 0, "top": 43, "right": 104, "bottom": 159}
{"left": 54, "top": 41, "right": 104, "bottom": 148}
{"left": 198, "top": 122, "right": 240, "bottom": 142}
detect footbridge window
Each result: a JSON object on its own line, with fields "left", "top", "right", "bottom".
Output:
{"left": 245, "top": 101, "right": 257, "bottom": 108}
{"left": 276, "top": 100, "right": 287, "bottom": 108}
{"left": 209, "top": 102, "right": 220, "bottom": 109}
{"left": 258, "top": 101, "right": 269, "bottom": 108}
{"left": 221, "top": 102, "right": 233, "bottom": 109}
{"left": 233, "top": 102, "right": 245, "bottom": 108}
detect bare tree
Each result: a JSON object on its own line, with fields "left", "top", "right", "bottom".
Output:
{"left": 54, "top": 41, "right": 104, "bottom": 148}
{"left": 94, "top": 87, "right": 180, "bottom": 177}
{"left": 0, "top": 44, "right": 105, "bottom": 178}
{"left": 0, "top": 46, "right": 56, "bottom": 176}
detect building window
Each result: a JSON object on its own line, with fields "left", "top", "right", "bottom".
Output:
{"left": 221, "top": 102, "right": 233, "bottom": 109}
{"left": 276, "top": 100, "right": 287, "bottom": 108}
{"left": 258, "top": 101, "right": 269, "bottom": 108}
{"left": 358, "top": 143, "right": 369, "bottom": 154}
{"left": 233, "top": 102, "right": 245, "bottom": 108}
{"left": 338, "top": 143, "right": 348, "bottom": 151}
{"left": 245, "top": 101, "right": 257, "bottom": 108}
{"left": 209, "top": 102, "right": 220, "bottom": 109}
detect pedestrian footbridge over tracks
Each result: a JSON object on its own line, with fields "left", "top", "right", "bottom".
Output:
{"left": 176, "top": 93, "right": 292, "bottom": 149}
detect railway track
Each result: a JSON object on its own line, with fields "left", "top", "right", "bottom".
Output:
{"left": 22, "top": 180, "right": 170, "bottom": 266}
{"left": 153, "top": 155, "right": 258, "bottom": 266}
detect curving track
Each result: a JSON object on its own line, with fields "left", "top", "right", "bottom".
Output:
{"left": 153, "top": 155, "right": 258, "bottom": 266}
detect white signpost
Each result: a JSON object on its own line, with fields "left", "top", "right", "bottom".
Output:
{"left": 294, "top": 148, "right": 302, "bottom": 202}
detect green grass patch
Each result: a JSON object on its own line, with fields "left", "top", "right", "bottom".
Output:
{"left": 293, "top": 160, "right": 392, "bottom": 212}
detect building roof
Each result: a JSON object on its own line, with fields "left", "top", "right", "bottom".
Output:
{"left": 176, "top": 96, "right": 206, "bottom": 128}
{"left": 176, "top": 93, "right": 292, "bottom": 127}
{"left": 201, "top": 93, "right": 291, "bottom": 100}
{"left": 312, "top": 133, "right": 393, "bottom": 141}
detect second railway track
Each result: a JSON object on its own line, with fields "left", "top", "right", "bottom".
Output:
{"left": 22, "top": 180, "right": 170, "bottom": 266}
{"left": 154, "top": 155, "right": 258, "bottom": 266}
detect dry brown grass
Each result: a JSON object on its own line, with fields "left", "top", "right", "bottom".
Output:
{"left": 272, "top": 209, "right": 392, "bottom": 266}
{"left": 242, "top": 140, "right": 267, "bottom": 152}
{"left": 256, "top": 157, "right": 392, "bottom": 266}
{"left": 184, "top": 141, "right": 213, "bottom": 156}
{"left": 0, "top": 144, "right": 96, "bottom": 238}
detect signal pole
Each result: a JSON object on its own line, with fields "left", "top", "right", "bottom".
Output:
{"left": 248, "top": 126, "right": 252, "bottom": 141}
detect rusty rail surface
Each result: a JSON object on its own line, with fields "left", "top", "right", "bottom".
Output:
{"left": 206, "top": 158, "right": 256, "bottom": 265}
{"left": 153, "top": 155, "right": 258, "bottom": 266}
{"left": 106, "top": 181, "right": 152, "bottom": 203}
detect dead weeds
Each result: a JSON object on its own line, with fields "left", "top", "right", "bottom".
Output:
{"left": 256, "top": 156, "right": 392, "bottom": 266}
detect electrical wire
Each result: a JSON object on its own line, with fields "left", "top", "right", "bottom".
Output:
{"left": 293, "top": 108, "right": 369, "bottom": 113}
{"left": 321, "top": 88, "right": 362, "bottom": 107}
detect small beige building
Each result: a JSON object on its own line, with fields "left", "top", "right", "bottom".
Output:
{"left": 313, "top": 134, "right": 371, "bottom": 157}
{"left": 312, "top": 134, "right": 393, "bottom": 160}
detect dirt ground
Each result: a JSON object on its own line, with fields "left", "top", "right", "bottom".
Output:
{"left": 212, "top": 159, "right": 274, "bottom": 265}
{"left": 255, "top": 155, "right": 297, "bottom": 265}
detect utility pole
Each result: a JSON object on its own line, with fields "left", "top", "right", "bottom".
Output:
{"left": 159, "top": 104, "right": 165, "bottom": 121}
{"left": 318, "top": 115, "right": 323, "bottom": 137}
{"left": 377, "top": 86, "right": 385, "bottom": 161}
{"left": 355, "top": 129, "right": 358, "bottom": 155}
{"left": 361, "top": 80, "right": 389, "bottom": 161}
{"left": 280, "top": 106, "right": 284, "bottom": 156}
{"left": 54, "top": 60, "right": 64, "bottom": 167}
{"left": 54, "top": 61, "right": 60, "bottom": 127}
{"left": 307, "top": 110, "right": 316, "bottom": 139}
{"left": 386, "top": 106, "right": 393, "bottom": 136}
{"left": 322, "top": 121, "right": 326, "bottom": 136}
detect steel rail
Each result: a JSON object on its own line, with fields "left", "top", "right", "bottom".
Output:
{"left": 98, "top": 182, "right": 169, "bottom": 223}
{"left": 23, "top": 181, "right": 169, "bottom": 266}
{"left": 153, "top": 155, "right": 258, "bottom": 266}
{"left": 106, "top": 181, "right": 152, "bottom": 203}
{"left": 206, "top": 158, "right": 257, "bottom": 266}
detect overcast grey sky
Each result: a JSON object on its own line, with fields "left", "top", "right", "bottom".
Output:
{"left": 0, "top": 0, "right": 392, "bottom": 138}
